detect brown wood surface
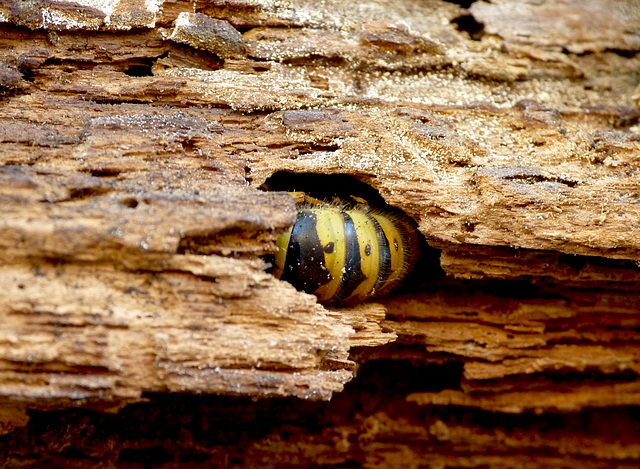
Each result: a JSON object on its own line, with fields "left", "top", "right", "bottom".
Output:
{"left": 1, "top": 0, "right": 640, "bottom": 466}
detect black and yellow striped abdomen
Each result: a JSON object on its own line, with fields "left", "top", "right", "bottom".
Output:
{"left": 273, "top": 205, "right": 419, "bottom": 304}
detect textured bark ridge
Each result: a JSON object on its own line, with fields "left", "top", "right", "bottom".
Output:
{"left": 1, "top": 0, "right": 640, "bottom": 466}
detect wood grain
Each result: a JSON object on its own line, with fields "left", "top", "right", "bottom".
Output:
{"left": 1, "top": 0, "right": 640, "bottom": 466}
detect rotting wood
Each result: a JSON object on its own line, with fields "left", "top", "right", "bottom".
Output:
{"left": 1, "top": 0, "right": 640, "bottom": 466}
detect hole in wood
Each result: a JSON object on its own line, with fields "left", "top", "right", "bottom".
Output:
{"left": 261, "top": 172, "right": 443, "bottom": 304}
{"left": 451, "top": 14, "right": 485, "bottom": 41}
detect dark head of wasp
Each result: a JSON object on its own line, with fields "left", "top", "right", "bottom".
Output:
{"left": 263, "top": 173, "right": 423, "bottom": 305}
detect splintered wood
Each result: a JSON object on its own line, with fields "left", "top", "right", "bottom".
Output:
{"left": 1, "top": 0, "right": 640, "bottom": 466}
{"left": 0, "top": 169, "right": 359, "bottom": 399}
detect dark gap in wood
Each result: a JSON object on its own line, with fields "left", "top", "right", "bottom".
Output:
{"left": 451, "top": 14, "right": 485, "bottom": 41}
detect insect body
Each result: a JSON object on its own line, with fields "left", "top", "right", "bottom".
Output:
{"left": 273, "top": 202, "right": 419, "bottom": 304}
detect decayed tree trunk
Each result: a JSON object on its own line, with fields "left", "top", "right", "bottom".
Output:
{"left": 2, "top": 0, "right": 640, "bottom": 466}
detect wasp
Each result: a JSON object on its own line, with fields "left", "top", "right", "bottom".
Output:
{"left": 273, "top": 193, "right": 420, "bottom": 305}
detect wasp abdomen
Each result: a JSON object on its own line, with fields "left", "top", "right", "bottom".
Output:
{"left": 273, "top": 204, "right": 419, "bottom": 304}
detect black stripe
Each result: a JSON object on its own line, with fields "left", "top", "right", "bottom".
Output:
{"left": 371, "top": 215, "right": 391, "bottom": 295}
{"left": 281, "top": 210, "right": 332, "bottom": 293}
{"left": 335, "top": 212, "right": 367, "bottom": 301}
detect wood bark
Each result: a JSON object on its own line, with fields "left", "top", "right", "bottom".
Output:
{"left": 1, "top": 0, "right": 640, "bottom": 466}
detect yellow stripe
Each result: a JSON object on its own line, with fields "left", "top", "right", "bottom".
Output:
{"left": 311, "top": 207, "right": 346, "bottom": 302}
{"left": 342, "top": 210, "right": 379, "bottom": 301}
{"left": 372, "top": 213, "right": 406, "bottom": 291}
{"left": 273, "top": 228, "right": 292, "bottom": 280}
